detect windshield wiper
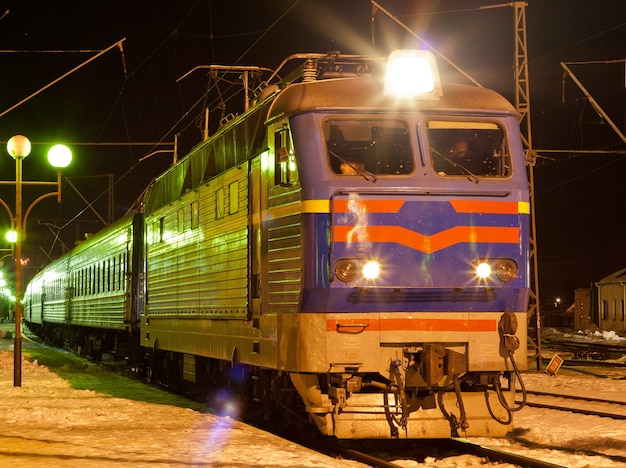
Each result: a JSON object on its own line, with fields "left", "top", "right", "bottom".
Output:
{"left": 431, "top": 149, "right": 479, "bottom": 184}
{"left": 329, "top": 150, "right": 377, "bottom": 182}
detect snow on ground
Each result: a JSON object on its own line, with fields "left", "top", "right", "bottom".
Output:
{"left": 0, "top": 349, "right": 370, "bottom": 468}
{"left": 0, "top": 327, "right": 625, "bottom": 467}
{"left": 545, "top": 326, "right": 626, "bottom": 345}
{"left": 469, "top": 370, "right": 626, "bottom": 468}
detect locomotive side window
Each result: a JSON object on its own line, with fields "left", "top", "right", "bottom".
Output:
{"left": 177, "top": 208, "right": 184, "bottom": 232}
{"left": 216, "top": 187, "right": 225, "bottom": 219}
{"left": 274, "top": 124, "right": 296, "bottom": 186}
{"left": 191, "top": 201, "right": 199, "bottom": 229}
{"left": 325, "top": 119, "right": 412, "bottom": 176}
{"left": 427, "top": 121, "right": 511, "bottom": 178}
{"left": 148, "top": 218, "right": 165, "bottom": 245}
{"left": 229, "top": 181, "right": 239, "bottom": 214}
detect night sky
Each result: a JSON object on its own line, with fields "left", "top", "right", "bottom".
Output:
{"left": 0, "top": 0, "right": 624, "bottom": 304}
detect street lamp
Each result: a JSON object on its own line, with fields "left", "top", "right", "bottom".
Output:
{"left": 2, "top": 134, "right": 72, "bottom": 387}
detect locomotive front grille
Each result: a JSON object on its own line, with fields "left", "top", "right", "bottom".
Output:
{"left": 346, "top": 287, "right": 497, "bottom": 304}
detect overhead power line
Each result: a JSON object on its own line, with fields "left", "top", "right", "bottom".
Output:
{"left": 0, "top": 39, "right": 127, "bottom": 120}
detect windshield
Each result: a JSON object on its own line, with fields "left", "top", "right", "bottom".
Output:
{"left": 427, "top": 121, "right": 511, "bottom": 178}
{"left": 324, "top": 119, "right": 413, "bottom": 176}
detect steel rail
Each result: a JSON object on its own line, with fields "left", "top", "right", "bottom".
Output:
{"left": 449, "top": 439, "right": 566, "bottom": 468}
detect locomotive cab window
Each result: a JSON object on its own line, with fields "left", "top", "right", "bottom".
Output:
{"left": 427, "top": 121, "right": 511, "bottom": 178}
{"left": 325, "top": 119, "right": 412, "bottom": 176}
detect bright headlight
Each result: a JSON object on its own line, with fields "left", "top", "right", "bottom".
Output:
{"left": 475, "top": 262, "right": 491, "bottom": 279}
{"left": 362, "top": 261, "right": 381, "bottom": 280}
{"left": 384, "top": 49, "right": 442, "bottom": 98}
{"left": 474, "top": 259, "right": 518, "bottom": 282}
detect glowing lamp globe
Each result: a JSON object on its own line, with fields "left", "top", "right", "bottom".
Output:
{"left": 47, "top": 144, "right": 72, "bottom": 168}
{"left": 5, "top": 230, "right": 17, "bottom": 243}
{"left": 6, "top": 135, "right": 32, "bottom": 159}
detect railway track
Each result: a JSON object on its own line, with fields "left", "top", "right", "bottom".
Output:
{"left": 519, "top": 389, "right": 626, "bottom": 419}
{"left": 541, "top": 336, "right": 626, "bottom": 358}
{"left": 312, "top": 438, "right": 569, "bottom": 468}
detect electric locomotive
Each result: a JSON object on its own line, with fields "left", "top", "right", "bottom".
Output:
{"left": 24, "top": 50, "right": 529, "bottom": 439}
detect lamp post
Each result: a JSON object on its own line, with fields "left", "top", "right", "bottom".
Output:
{"left": 2, "top": 135, "right": 72, "bottom": 387}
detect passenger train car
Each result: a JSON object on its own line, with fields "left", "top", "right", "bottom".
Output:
{"left": 24, "top": 212, "right": 144, "bottom": 358}
{"left": 24, "top": 50, "right": 529, "bottom": 439}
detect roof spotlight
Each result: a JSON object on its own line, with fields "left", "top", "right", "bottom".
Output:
{"left": 384, "top": 49, "right": 442, "bottom": 99}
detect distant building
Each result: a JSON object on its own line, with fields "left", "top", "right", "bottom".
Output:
{"left": 595, "top": 268, "right": 626, "bottom": 333}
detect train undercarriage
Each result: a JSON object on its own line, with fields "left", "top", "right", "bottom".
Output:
{"left": 289, "top": 342, "right": 523, "bottom": 439}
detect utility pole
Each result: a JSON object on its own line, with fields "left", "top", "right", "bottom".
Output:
{"left": 512, "top": 1, "right": 542, "bottom": 369}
